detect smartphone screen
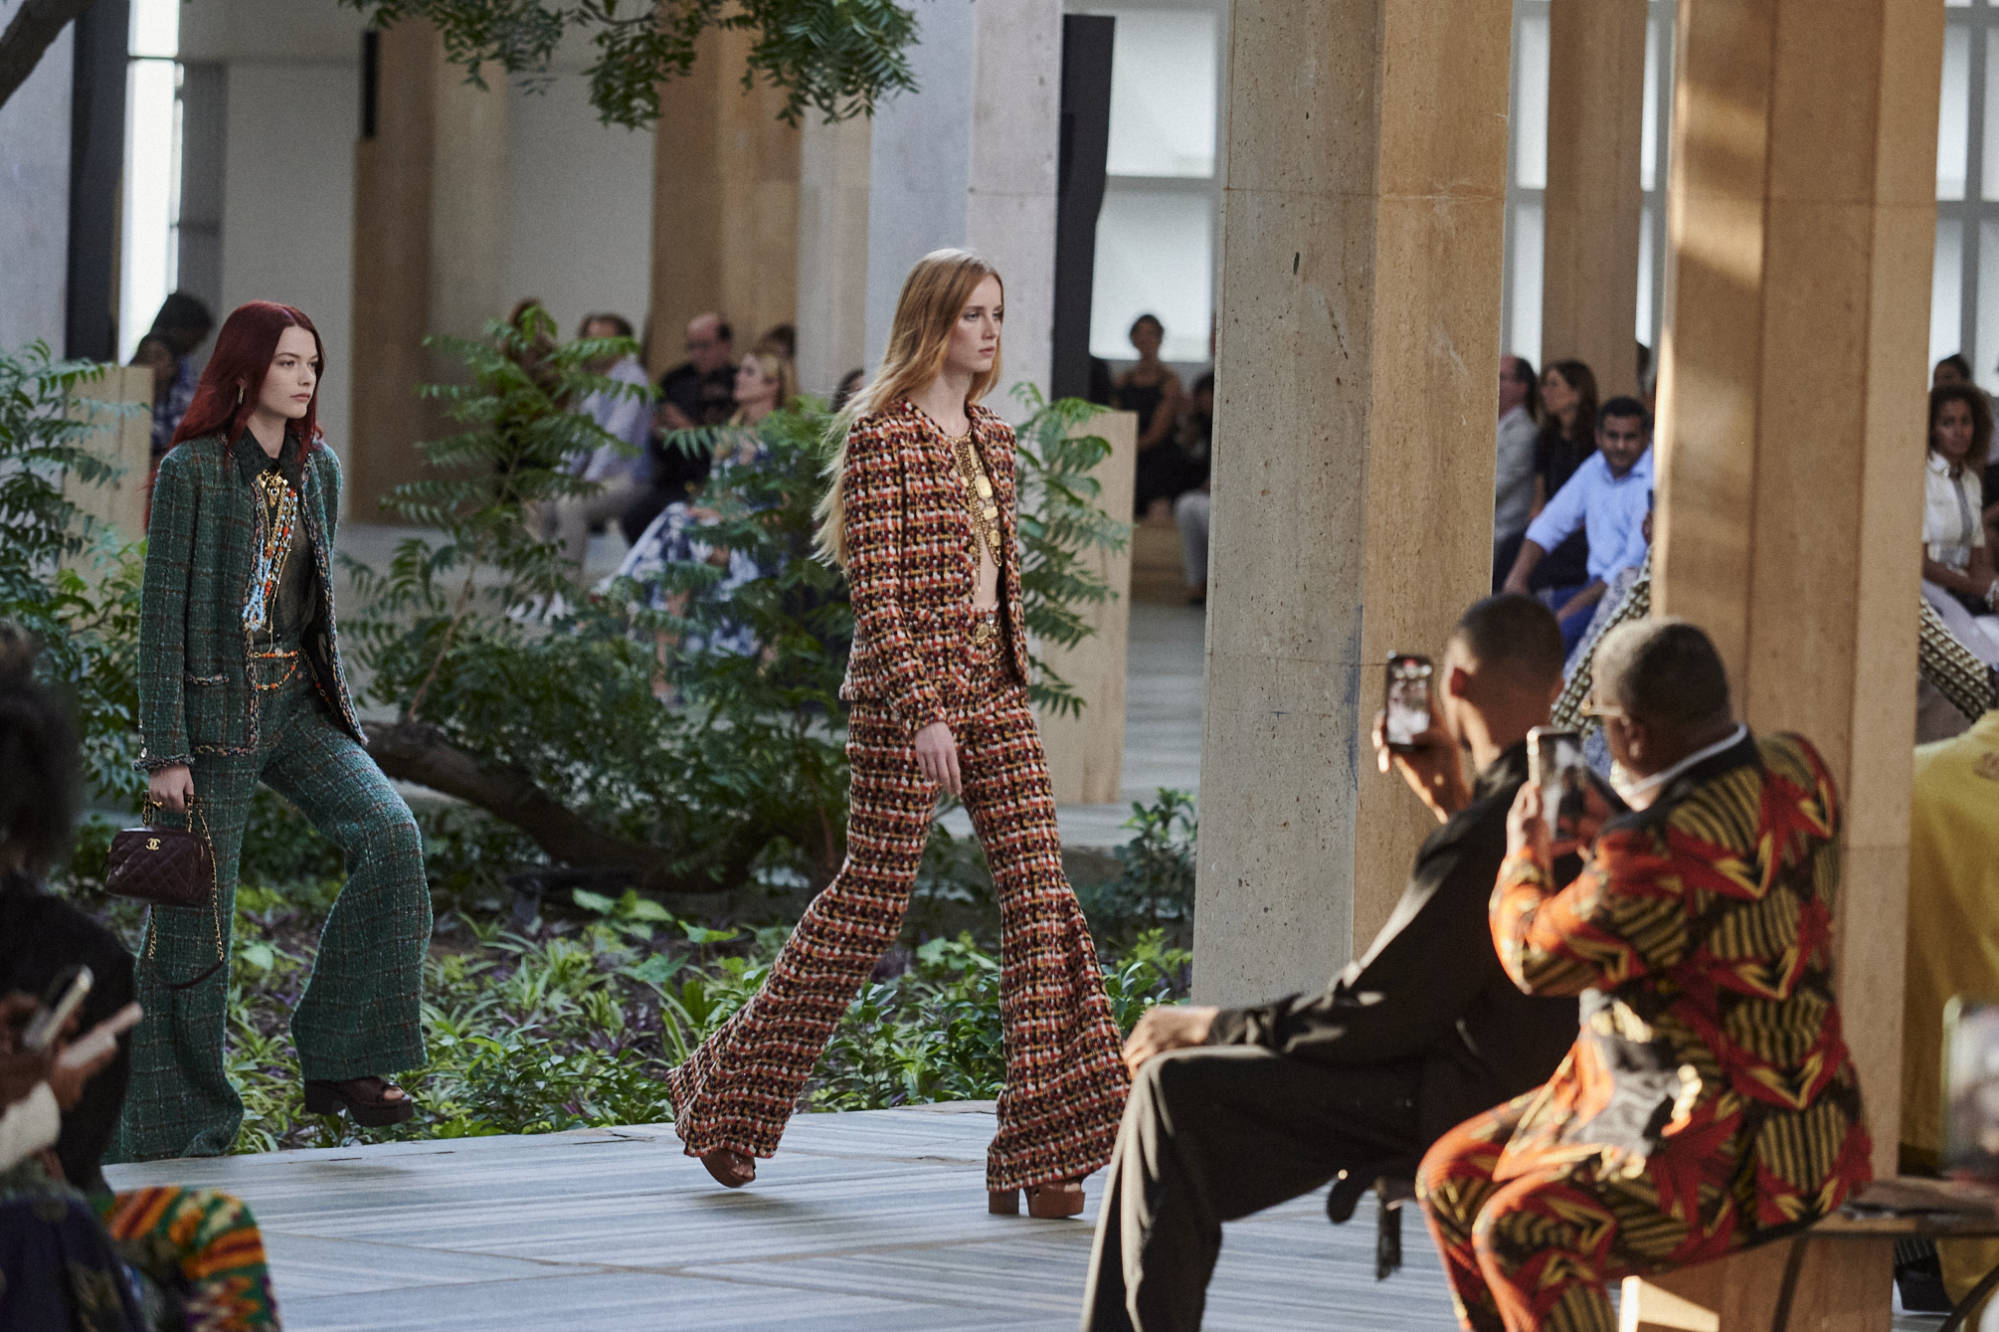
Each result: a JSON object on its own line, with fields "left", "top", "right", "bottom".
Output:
{"left": 21, "top": 964, "right": 93, "bottom": 1054}
{"left": 1384, "top": 654, "right": 1434, "bottom": 749}
{"left": 1529, "top": 727, "right": 1588, "bottom": 839}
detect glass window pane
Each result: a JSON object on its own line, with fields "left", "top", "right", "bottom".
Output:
{"left": 1941, "top": 26, "right": 1970, "bottom": 201}
{"left": 1978, "top": 221, "right": 1999, "bottom": 392}
{"left": 120, "top": 60, "right": 180, "bottom": 361}
{"left": 1984, "top": 31, "right": 1999, "bottom": 200}
{"left": 129, "top": 0, "right": 179, "bottom": 59}
{"left": 1515, "top": 13, "right": 1550, "bottom": 192}
{"left": 1641, "top": 17, "right": 1662, "bottom": 193}
{"left": 1100, "top": 9, "right": 1218, "bottom": 179}
{"left": 1637, "top": 206, "right": 1655, "bottom": 345}
{"left": 1933, "top": 216, "right": 1966, "bottom": 372}
{"left": 1090, "top": 190, "right": 1214, "bottom": 362}
{"left": 1510, "top": 199, "right": 1545, "bottom": 367}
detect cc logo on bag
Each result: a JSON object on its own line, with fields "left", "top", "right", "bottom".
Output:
{"left": 146, "top": 837, "right": 161, "bottom": 851}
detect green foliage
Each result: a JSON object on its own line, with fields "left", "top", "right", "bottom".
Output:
{"left": 345, "top": 0, "right": 921, "bottom": 129}
{"left": 196, "top": 886, "right": 1190, "bottom": 1152}
{"left": 0, "top": 342, "right": 146, "bottom": 806}
{"left": 1078, "top": 789, "right": 1199, "bottom": 938}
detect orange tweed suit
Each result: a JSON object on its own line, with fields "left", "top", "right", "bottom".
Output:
{"left": 662, "top": 399, "right": 1130, "bottom": 1191}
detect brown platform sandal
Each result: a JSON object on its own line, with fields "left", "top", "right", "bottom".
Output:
{"left": 699, "top": 1148, "right": 756, "bottom": 1189}
{"left": 302, "top": 1076, "right": 416, "bottom": 1128}
{"left": 988, "top": 1179, "right": 1085, "bottom": 1219}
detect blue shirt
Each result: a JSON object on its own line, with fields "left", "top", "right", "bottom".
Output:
{"left": 1524, "top": 448, "right": 1653, "bottom": 584}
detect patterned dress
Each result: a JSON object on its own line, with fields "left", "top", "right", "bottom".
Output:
{"left": 1417, "top": 732, "right": 1872, "bottom": 1332}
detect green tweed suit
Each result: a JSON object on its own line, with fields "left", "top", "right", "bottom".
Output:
{"left": 112, "top": 431, "right": 430, "bottom": 1163}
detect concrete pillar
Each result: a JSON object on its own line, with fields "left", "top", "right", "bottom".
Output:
{"left": 1540, "top": 0, "right": 1647, "bottom": 397}
{"left": 1629, "top": 0, "right": 1943, "bottom": 1319}
{"left": 795, "top": 113, "right": 872, "bottom": 398}
{"left": 648, "top": 26, "right": 800, "bottom": 377}
{"left": 0, "top": 23, "right": 71, "bottom": 351}
{"left": 1037, "top": 410, "right": 1136, "bottom": 806}
{"left": 864, "top": 0, "right": 1060, "bottom": 413}
{"left": 1192, "top": 1, "right": 1513, "bottom": 1004}
{"left": 349, "top": 21, "right": 510, "bottom": 522}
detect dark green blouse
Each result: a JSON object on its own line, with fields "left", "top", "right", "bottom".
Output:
{"left": 233, "top": 428, "right": 319, "bottom": 644}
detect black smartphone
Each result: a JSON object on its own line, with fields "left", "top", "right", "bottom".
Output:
{"left": 21, "top": 964, "right": 93, "bottom": 1054}
{"left": 1528, "top": 727, "right": 1589, "bottom": 838}
{"left": 1383, "top": 654, "right": 1434, "bottom": 750}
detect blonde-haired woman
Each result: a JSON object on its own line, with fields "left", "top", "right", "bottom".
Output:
{"left": 611, "top": 346, "right": 795, "bottom": 672}
{"left": 662, "top": 249, "right": 1129, "bottom": 1215}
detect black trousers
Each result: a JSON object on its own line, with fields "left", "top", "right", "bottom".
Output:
{"left": 1081, "top": 1044, "right": 1425, "bottom": 1332}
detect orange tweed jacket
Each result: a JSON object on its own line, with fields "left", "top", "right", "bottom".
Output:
{"left": 839, "top": 398, "right": 1031, "bottom": 732}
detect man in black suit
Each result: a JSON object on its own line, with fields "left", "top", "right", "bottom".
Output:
{"left": 1081, "top": 595, "right": 1582, "bottom": 1332}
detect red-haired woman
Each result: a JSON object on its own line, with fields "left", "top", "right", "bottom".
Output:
{"left": 662, "top": 250, "right": 1129, "bottom": 1216}
{"left": 111, "top": 302, "right": 430, "bottom": 1162}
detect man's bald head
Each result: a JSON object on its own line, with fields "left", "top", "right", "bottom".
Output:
{"left": 685, "top": 312, "right": 732, "bottom": 374}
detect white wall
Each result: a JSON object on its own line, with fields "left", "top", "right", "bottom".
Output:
{"left": 0, "top": 22, "right": 72, "bottom": 352}
{"left": 505, "top": 75, "right": 655, "bottom": 341}
{"left": 216, "top": 61, "right": 358, "bottom": 459}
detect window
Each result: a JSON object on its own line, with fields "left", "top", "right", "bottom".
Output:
{"left": 1502, "top": 0, "right": 1675, "bottom": 371}
{"left": 121, "top": 0, "right": 182, "bottom": 360}
{"left": 1940, "top": 2, "right": 1999, "bottom": 389}
{"left": 1071, "top": 2, "right": 1227, "bottom": 366}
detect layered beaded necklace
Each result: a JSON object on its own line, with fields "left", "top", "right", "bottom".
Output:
{"left": 947, "top": 427, "right": 1005, "bottom": 565}
{"left": 243, "top": 465, "right": 301, "bottom": 637}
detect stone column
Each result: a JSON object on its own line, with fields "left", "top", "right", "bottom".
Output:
{"left": 1540, "top": 0, "right": 1647, "bottom": 396}
{"left": 794, "top": 113, "right": 872, "bottom": 397}
{"left": 648, "top": 27, "right": 800, "bottom": 378}
{"left": 1191, "top": 0, "right": 1513, "bottom": 1005}
{"left": 1627, "top": 0, "right": 1943, "bottom": 1321}
{"left": 349, "top": 21, "right": 510, "bottom": 522}
{"left": 864, "top": 0, "right": 1061, "bottom": 413}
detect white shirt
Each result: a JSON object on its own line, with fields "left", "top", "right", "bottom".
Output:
{"left": 0, "top": 1082, "right": 59, "bottom": 1171}
{"left": 579, "top": 356, "right": 656, "bottom": 484}
{"left": 1524, "top": 448, "right": 1655, "bottom": 584}
{"left": 1925, "top": 451, "right": 1986, "bottom": 573}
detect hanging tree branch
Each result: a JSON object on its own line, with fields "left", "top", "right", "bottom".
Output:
{"left": 340, "top": 0, "right": 920, "bottom": 129}
{"left": 0, "top": 0, "right": 97, "bottom": 112}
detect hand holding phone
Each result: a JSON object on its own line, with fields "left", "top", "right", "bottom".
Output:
{"left": 1383, "top": 654, "right": 1434, "bottom": 750}
{"left": 20, "top": 966, "right": 92, "bottom": 1055}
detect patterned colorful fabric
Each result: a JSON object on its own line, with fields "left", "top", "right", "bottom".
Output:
{"left": 1416, "top": 733, "right": 1871, "bottom": 1331}
{"left": 837, "top": 401, "right": 1035, "bottom": 735}
{"left": 665, "top": 434, "right": 1130, "bottom": 1190}
{"left": 113, "top": 655, "right": 428, "bottom": 1163}
{"left": 0, "top": 1164, "right": 148, "bottom": 1331}
{"left": 98, "top": 1185, "right": 279, "bottom": 1331}
{"left": 137, "top": 432, "right": 365, "bottom": 772}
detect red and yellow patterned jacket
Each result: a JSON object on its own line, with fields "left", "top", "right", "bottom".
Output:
{"left": 838, "top": 399, "right": 1031, "bottom": 732}
{"left": 1489, "top": 732, "right": 1872, "bottom": 1232}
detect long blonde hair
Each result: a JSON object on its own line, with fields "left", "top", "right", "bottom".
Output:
{"left": 814, "top": 249, "right": 1005, "bottom": 567}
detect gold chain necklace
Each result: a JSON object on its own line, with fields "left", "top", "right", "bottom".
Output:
{"left": 948, "top": 429, "right": 1005, "bottom": 564}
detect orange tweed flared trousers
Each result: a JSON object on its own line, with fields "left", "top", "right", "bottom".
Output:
{"left": 661, "top": 650, "right": 1130, "bottom": 1192}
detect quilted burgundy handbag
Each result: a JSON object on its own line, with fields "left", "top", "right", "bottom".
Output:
{"left": 105, "top": 799, "right": 225, "bottom": 990}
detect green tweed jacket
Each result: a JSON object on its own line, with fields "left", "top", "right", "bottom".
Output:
{"left": 136, "top": 433, "right": 366, "bottom": 771}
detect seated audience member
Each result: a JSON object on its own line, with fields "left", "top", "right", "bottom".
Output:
{"left": 1082, "top": 596, "right": 1581, "bottom": 1332}
{"left": 611, "top": 348, "right": 795, "bottom": 689}
{"left": 625, "top": 311, "right": 739, "bottom": 541}
{"left": 1529, "top": 360, "right": 1598, "bottom": 591}
{"left": 830, "top": 367, "right": 866, "bottom": 414}
{"left": 1501, "top": 395, "right": 1652, "bottom": 652}
{"left": 1935, "top": 352, "right": 1974, "bottom": 389}
{"left": 1493, "top": 354, "right": 1540, "bottom": 586}
{"left": 536, "top": 313, "right": 653, "bottom": 578}
{"left": 0, "top": 627, "right": 280, "bottom": 1329}
{"left": 131, "top": 335, "right": 180, "bottom": 463}
{"left": 1117, "top": 314, "right": 1190, "bottom": 517}
{"left": 754, "top": 322, "right": 796, "bottom": 362}
{"left": 145, "top": 292, "right": 214, "bottom": 451}
{"left": 1922, "top": 384, "right": 1999, "bottom": 665}
{"left": 1418, "top": 619, "right": 1870, "bottom": 1332}
{"left": 1897, "top": 684, "right": 1999, "bottom": 1314}
{"left": 1171, "top": 373, "right": 1216, "bottom": 606}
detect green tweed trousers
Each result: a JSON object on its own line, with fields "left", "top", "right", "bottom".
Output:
{"left": 110, "top": 669, "right": 430, "bottom": 1162}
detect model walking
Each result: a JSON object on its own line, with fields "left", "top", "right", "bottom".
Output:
{"left": 114, "top": 301, "right": 430, "bottom": 1162}
{"left": 662, "top": 249, "right": 1130, "bottom": 1214}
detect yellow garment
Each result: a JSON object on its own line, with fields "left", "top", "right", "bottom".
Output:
{"left": 1902, "top": 711, "right": 1999, "bottom": 1304}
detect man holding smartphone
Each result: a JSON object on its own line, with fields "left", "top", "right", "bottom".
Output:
{"left": 1082, "top": 596, "right": 1582, "bottom": 1332}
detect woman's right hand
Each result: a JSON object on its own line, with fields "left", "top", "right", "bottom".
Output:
{"left": 148, "top": 763, "right": 194, "bottom": 812}
{"left": 914, "top": 721, "right": 963, "bottom": 798}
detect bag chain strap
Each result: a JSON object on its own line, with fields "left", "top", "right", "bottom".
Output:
{"left": 139, "top": 796, "right": 225, "bottom": 975}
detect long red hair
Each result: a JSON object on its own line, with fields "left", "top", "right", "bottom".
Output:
{"left": 168, "top": 301, "right": 327, "bottom": 452}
